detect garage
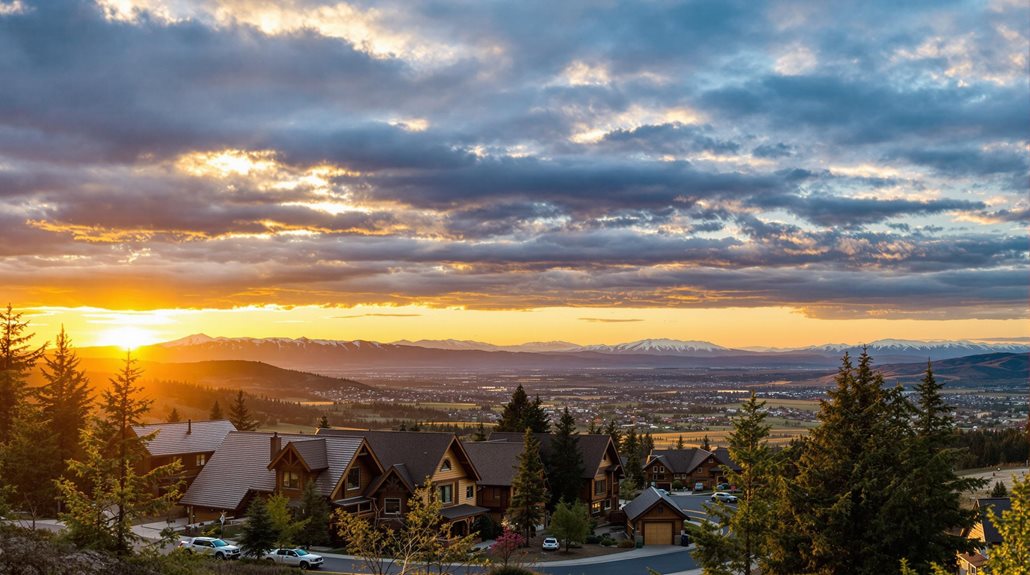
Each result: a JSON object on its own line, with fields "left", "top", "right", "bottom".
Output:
{"left": 643, "top": 521, "right": 674, "bottom": 545}
{"left": 624, "top": 487, "right": 690, "bottom": 546}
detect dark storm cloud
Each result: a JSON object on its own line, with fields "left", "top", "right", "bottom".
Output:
{"left": 0, "top": 0, "right": 1026, "bottom": 318}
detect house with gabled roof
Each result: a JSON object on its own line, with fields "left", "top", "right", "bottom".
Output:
{"left": 645, "top": 447, "right": 739, "bottom": 491}
{"left": 463, "top": 440, "right": 526, "bottom": 521}
{"left": 131, "top": 419, "right": 236, "bottom": 495}
{"left": 623, "top": 487, "right": 689, "bottom": 546}
{"left": 489, "top": 432, "right": 622, "bottom": 517}
{"left": 179, "top": 431, "right": 381, "bottom": 523}
{"left": 957, "top": 497, "right": 1012, "bottom": 575}
{"left": 317, "top": 429, "right": 488, "bottom": 536}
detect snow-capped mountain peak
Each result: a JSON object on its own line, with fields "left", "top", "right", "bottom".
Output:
{"left": 585, "top": 338, "right": 728, "bottom": 354}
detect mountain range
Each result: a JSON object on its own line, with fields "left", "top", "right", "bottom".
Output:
{"left": 77, "top": 334, "right": 1029, "bottom": 372}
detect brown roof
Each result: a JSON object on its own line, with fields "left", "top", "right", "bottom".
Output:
{"left": 463, "top": 441, "right": 524, "bottom": 486}
{"left": 180, "top": 431, "right": 366, "bottom": 511}
{"left": 712, "top": 447, "right": 741, "bottom": 472}
{"left": 623, "top": 487, "right": 689, "bottom": 522}
{"left": 648, "top": 449, "right": 711, "bottom": 474}
{"left": 488, "top": 432, "right": 620, "bottom": 479}
{"left": 291, "top": 438, "right": 329, "bottom": 471}
{"left": 317, "top": 429, "right": 480, "bottom": 485}
{"left": 132, "top": 420, "right": 236, "bottom": 457}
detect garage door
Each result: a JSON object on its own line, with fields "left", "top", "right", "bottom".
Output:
{"left": 644, "top": 521, "right": 673, "bottom": 545}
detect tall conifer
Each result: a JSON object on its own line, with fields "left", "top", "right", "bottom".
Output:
{"left": 229, "top": 390, "right": 258, "bottom": 431}
{"left": 36, "top": 327, "right": 92, "bottom": 468}
{"left": 507, "top": 428, "right": 548, "bottom": 542}
{"left": 549, "top": 407, "right": 584, "bottom": 508}
{"left": 0, "top": 304, "right": 46, "bottom": 441}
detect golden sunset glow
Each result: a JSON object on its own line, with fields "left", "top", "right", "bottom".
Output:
{"left": 93, "top": 326, "right": 162, "bottom": 350}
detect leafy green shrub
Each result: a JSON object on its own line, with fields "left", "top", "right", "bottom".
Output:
{"left": 671, "top": 480, "right": 684, "bottom": 491}
{"left": 600, "top": 534, "right": 615, "bottom": 547}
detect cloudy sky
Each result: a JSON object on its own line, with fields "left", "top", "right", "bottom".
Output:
{"left": 1, "top": 0, "right": 1027, "bottom": 347}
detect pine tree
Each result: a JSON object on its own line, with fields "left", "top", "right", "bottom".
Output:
{"left": 497, "top": 384, "right": 531, "bottom": 432}
{"left": 507, "top": 428, "right": 548, "bottom": 542}
{"left": 167, "top": 407, "right": 181, "bottom": 423}
{"left": 209, "top": 400, "right": 224, "bottom": 420}
{"left": 623, "top": 427, "right": 643, "bottom": 488}
{"left": 676, "top": 435, "right": 685, "bottom": 449}
{"left": 549, "top": 407, "right": 585, "bottom": 508}
{"left": 641, "top": 431, "right": 655, "bottom": 460}
{"left": 228, "top": 390, "right": 258, "bottom": 431}
{"left": 36, "top": 327, "right": 92, "bottom": 468}
{"left": 991, "top": 481, "right": 1008, "bottom": 497}
{"left": 318, "top": 414, "right": 330, "bottom": 429}
{"left": 1, "top": 403, "right": 61, "bottom": 525}
{"left": 92, "top": 352, "right": 182, "bottom": 554}
{"left": 524, "top": 395, "right": 550, "bottom": 433}
{"left": 240, "top": 496, "right": 278, "bottom": 558}
{"left": 693, "top": 392, "right": 776, "bottom": 575}
{"left": 0, "top": 304, "right": 46, "bottom": 441}
{"left": 297, "top": 480, "right": 331, "bottom": 547}
{"left": 603, "top": 420, "right": 622, "bottom": 451}
{"left": 987, "top": 472, "right": 1029, "bottom": 574}
{"left": 472, "top": 421, "right": 487, "bottom": 441}
{"left": 701, "top": 434, "right": 711, "bottom": 451}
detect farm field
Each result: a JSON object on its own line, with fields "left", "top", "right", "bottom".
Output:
{"left": 652, "top": 427, "right": 810, "bottom": 449}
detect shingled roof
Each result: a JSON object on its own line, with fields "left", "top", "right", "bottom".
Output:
{"left": 132, "top": 420, "right": 236, "bottom": 457}
{"left": 463, "top": 441, "right": 524, "bottom": 486}
{"left": 648, "top": 448, "right": 712, "bottom": 474}
{"left": 180, "top": 431, "right": 367, "bottom": 511}
{"left": 317, "top": 429, "right": 480, "bottom": 484}
{"left": 488, "top": 432, "right": 620, "bottom": 479}
{"left": 977, "top": 497, "right": 1012, "bottom": 544}
{"left": 623, "top": 487, "right": 688, "bottom": 522}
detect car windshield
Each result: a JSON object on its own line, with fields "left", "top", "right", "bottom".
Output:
{"left": 211, "top": 540, "right": 227, "bottom": 547}
{"left": 295, "top": 549, "right": 308, "bottom": 556}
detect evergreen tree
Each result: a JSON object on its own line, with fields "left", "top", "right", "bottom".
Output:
{"left": 297, "top": 480, "right": 331, "bottom": 547}
{"left": 693, "top": 392, "right": 776, "bottom": 575}
{"left": 167, "top": 407, "right": 181, "bottom": 423}
{"left": 318, "top": 414, "right": 330, "bottom": 429}
{"left": 549, "top": 499, "right": 590, "bottom": 552}
{"left": 587, "top": 420, "right": 600, "bottom": 434}
{"left": 623, "top": 427, "right": 643, "bottom": 488}
{"left": 507, "top": 428, "right": 548, "bottom": 542}
{"left": 641, "top": 431, "right": 655, "bottom": 460}
{"left": 549, "top": 407, "right": 585, "bottom": 508}
{"left": 991, "top": 481, "right": 1008, "bottom": 497}
{"left": 209, "top": 400, "right": 224, "bottom": 420}
{"left": 228, "top": 390, "right": 258, "bottom": 431}
{"left": 0, "top": 304, "right": 46, "bottom": 441}
{"left": 676, "top": 435, "right": 685, "bottom": 449}
{"left": 603, "top": 420, "right": 622, "bottom": 451}
{"left": 497, "top": 384, "right": 531, "bottom": 432}
{"left": 63, "top": 354, "right": 182, "bottom": 556}
{"left": 471, "top": 421, "right": 487, "bottom": 441}
{"left": 1, "top": 403, "right": 61, "bottom": 525}
{"left": 36, "top": 327, "right": 91, "bottom": 468}
{"left": 240, "top": 496, "right": 278, "bottom": 558}
{"left": 524, "top": 395, "right": 550, "bottom": 433}
{"left": 986, "top": 472, "right": 1029, "bottom": 574}
{"left": 700, "top": 434, "right": 712, "bottom": 451}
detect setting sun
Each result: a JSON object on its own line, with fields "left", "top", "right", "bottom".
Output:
{"left": 94, "top": 326, "right": 160, "bottom": 350}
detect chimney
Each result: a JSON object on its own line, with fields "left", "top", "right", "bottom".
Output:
{"left": 270, "top": 432, "right": 281, "bottom": 461}
{"left": 187, "top": 419, "right": 192, "bottom": 435}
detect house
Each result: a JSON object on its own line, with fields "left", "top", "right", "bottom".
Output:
{"left": 179, "top": 431, "right": 381, "bottom": 523}
{"left": 462, "top": 441, "right": 526, "bottom": 521}
{"left": 131, "top": 419, "right": 236, "bottom": 495}
{"left": 623, "top": 487, "right": 689, "bottom": 546}
{"left": 956, "top": 497, "right": 1012, "bottom": 575}
{"left": 489, "top": 432, "right": 623, "bottom": 517}
{"left": 644, "top": 447, "right": 738, "bottom": 491}
{"left": 317, "top": 429, "right": 488, "bottom": 536}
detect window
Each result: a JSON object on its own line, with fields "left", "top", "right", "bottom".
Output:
{"left": 591, "top": 501, "right": 601, "bottom": 513}
{"left": 440, "top": 458, "right": 452, "bottom": 472}
{"left": 439, "top": 484, "right": 453, "bottom": 504}
{"left": 283, "top": 471, "right": 301, "bottom": 489}
{"left": 653, "top": 466, "right": 660, "bottom": 473}
{"left": 466, "top": 485, "right": 474, "bottom": 499}
{"left": 347, "top": 468, "right": 360, "bottom": 490}
{"left": 603, "top": 500, "right": 611, "bottom": 510}
{"left": 196, "top": 454, "right": 207, "bottom": 466}
{"left": 594, "top": 479, "right": 606, "bottom": 496}
{"left": 384, "top": 498, "right": 401, "bottom": 515}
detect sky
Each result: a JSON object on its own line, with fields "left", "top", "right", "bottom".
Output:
{"left": 1, "top": 0, "right": 1028, "bottom": 348}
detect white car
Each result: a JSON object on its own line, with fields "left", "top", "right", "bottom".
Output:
{"left": 178, "top": 537, "right": 241, "bottom": 560}
{"left": 711, "top": 492, "right": 738, "bottom": 504}
{"left": 542, "top": 537, "right": 560, "bottom": 551}
{"left": 264, "top": 548, "right": 324, "bottom": 570}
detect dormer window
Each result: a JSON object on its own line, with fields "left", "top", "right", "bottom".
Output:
{"left": 440, "top": 458, "right": 452, "bottom": 472}
{"left": 283, "top": 470, "right": 301, "bottom": 489}
{"left": 347, "top": 468, "right": 360, "bottom": 490}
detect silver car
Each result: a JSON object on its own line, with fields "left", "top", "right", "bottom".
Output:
{"left": 263, "top": 548, "right": 324, "bottom": 570}
{"left": 179, "top": 537, "right": 241, "bottom": 560}
{"left": 711, "top": 491, "right": 738, "bottom": 504}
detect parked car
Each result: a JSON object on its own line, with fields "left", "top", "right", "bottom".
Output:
{"left": 178, "top": 537, "right": 241, "bottom": 560}
{"left": 656, "top": 488, "right": 670, "bottom": 496}
{"left": 711, "top": 492, "right": 738, "bottom": 504}
{"left": 542, "top": 537, "right": 560, "bottom": 551}
{"left": 693, "top": 482, "right": 705, "bottom": 491}
{"left": 716, "top": 483, "right": 730, "bottom": 490}
{"left": 263, "top": 548, "right": 324, "bottom": 570}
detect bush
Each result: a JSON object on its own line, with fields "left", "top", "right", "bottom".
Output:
{"left": 617, "top": 539, "right": 635, "bottom": 548}
{"left": 487, "top": 567, "right": 540, "bottom": 575}
{"left": 585, "top": 535, "right": 601, "bottom": 544}
{"left": 671, "top": 480, "right": 684, "bottom": 491}
{"left": 599, "top": 535, "right": 615, "bottom": 547}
